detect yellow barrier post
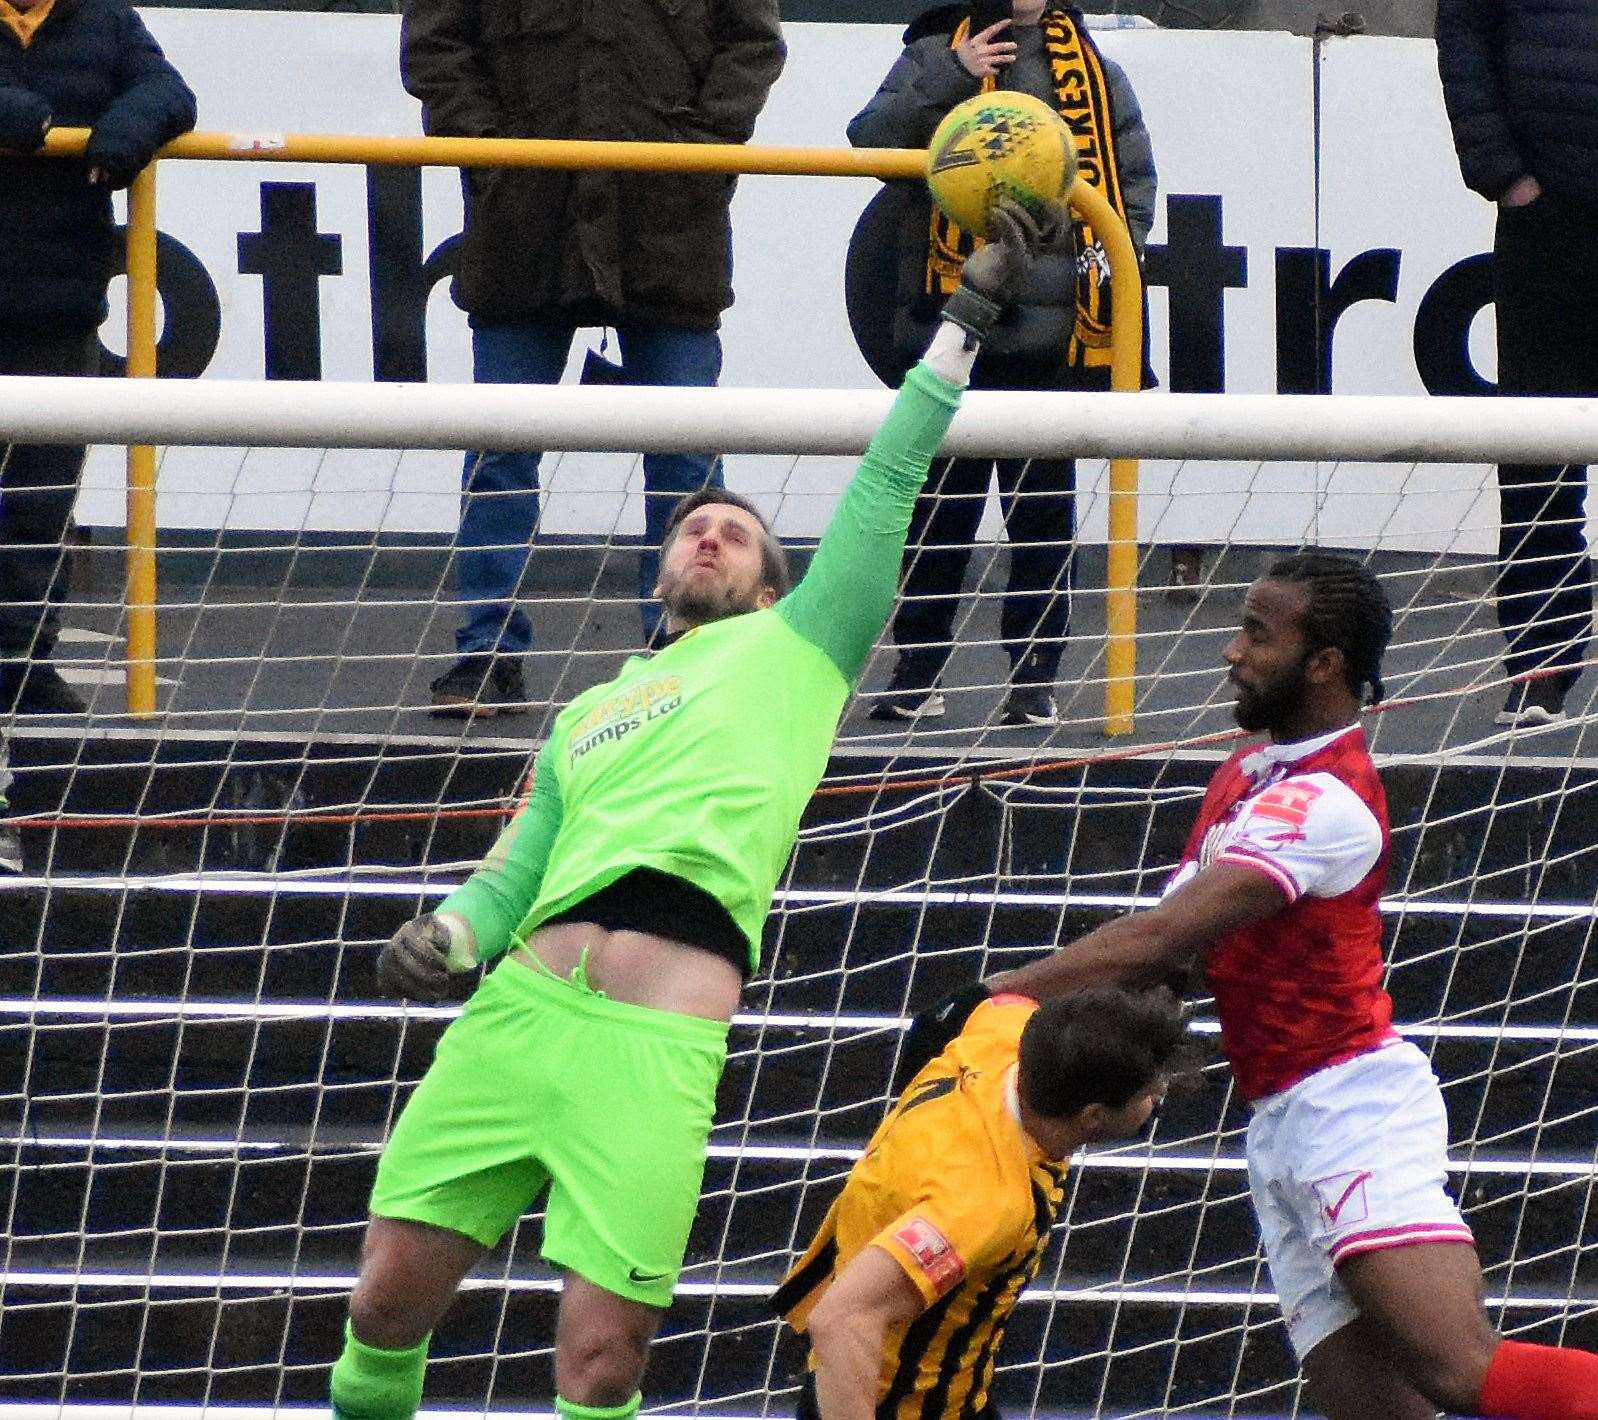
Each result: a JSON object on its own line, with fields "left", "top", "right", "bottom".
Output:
{"left": 124, "top": 163, "right": 159, "bottom": 716}
{"left": 1068, "top": 183, "right": 1144, "bottom": 736}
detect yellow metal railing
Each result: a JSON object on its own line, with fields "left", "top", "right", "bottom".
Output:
{"left": 123, "top": 164, "right": 159, "bottom": 716}
{"left": 41, "top": 127, "right": 1143, "bottom": 732}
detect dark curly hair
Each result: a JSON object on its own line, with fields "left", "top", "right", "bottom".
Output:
{"left": 1267, "top": 552, "right": 1394, "bottom": 706}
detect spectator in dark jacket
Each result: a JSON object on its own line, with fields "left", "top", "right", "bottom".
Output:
{"left": 0, "top": 0, "right": 195, "bottom": 726}
{"left": 849, "top": 0, "right": 1155, "bottom": 728}
{"left": 1437, "top": 0, "right": 1598, "bottom": 727}
{"left": 400, "top": 0, "right": 785, "bottom": 718}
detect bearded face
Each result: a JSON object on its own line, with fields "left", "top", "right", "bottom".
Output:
{"left": 656, "top": 559, "right": 767, "bottom": 626}
{"left": 655, "top": 503, "right": 776, "bottom": 630}
{"left": 1222, "top": 579, "right": 1325, "bottom": 739}
{"left": 1230, "top": 651, "right": 1313, "bottom": 734}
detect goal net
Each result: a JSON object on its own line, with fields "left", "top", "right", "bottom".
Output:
{"left": 0, "top": 380, "right": 1594, "bottom": 1420}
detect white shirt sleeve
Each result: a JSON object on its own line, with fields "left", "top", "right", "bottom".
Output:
{"left": 1214, "top": 772, "right": 1383, "bottom": 902}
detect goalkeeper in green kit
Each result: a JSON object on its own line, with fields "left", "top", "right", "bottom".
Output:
{"left": 329, "top": 200, "right": 1063, "bottom": 1420}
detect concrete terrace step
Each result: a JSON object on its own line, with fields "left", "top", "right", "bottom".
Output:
{"left": 7, "top": 733, "right": 1598, "bottom": 907}
{"left": 0, "top": 1266, "right": 1279, "bottom": 1412}
{"left": 3, "top": 876, "right": 1594, "bottom": 1029}
{"left": 1, "top": 1254, "right": 1593, "bottom": 1412}
{"left": 3, "top": 995, "right": 1595, "bottom": 1149}
{"left": 4, "top": 1134, "right": 1593, "bottom": 1296}
{"left": 3, "top": 724, "right": 1595, "bottom": 1415}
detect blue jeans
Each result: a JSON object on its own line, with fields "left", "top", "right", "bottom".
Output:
{"left": 455, "top": 320, "right": 723, "bottom": 655}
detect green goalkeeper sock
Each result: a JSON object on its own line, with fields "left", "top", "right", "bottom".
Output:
{"left": 330, "top": 1320, "right": 430, "bottom": 1420}
{"left": 555, "top": 1392, "right": 642, "bottom": 1420}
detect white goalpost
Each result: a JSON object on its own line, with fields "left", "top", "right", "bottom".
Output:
{"left": 0, "top": 378, "right": 1593, "bottom": 1420}
{"left": 5, "top": 376, "right": 1598, "bottom": 463}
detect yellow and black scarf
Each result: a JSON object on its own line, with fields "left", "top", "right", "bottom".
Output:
{"left": 925, "top": 8, "right": 1127, "bottom": 369}
{"left": 0, "top": 0, "right": 55, "bottom": 47}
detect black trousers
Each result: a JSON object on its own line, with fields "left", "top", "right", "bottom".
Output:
{"left": 0, "top": 328, "right": 100, "bottom": 660}
{"left": 1493, "top": 194, "right": 1598, "bottom": 690}
{"left": 891, "top": 356, "right": 1099, "bottom": 686}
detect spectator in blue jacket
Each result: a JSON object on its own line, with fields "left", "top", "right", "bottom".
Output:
{"left": 848, "top": 0, "right": 1155, "bottom": 728}
{"left": 0, "top": 0, "right": 195, "bottom": 724}
{"left": 1437, "top": 0, "right": 1598, "bottom": 727}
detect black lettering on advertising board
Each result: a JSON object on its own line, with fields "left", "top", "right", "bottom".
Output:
{"left": 131, "top": 184, "right": 1500, "bottom": 398}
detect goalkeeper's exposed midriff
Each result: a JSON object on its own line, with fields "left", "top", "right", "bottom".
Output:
{"left": 512, "top": 922, "right": 744, "bottom": 1021}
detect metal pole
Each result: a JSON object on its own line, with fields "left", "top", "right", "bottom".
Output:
{"left": 43, "top": 127, "right": 930, "bottom": 181}
{"left": 1068, "top": 183, "right": 1145, "bottom": 736}
{"left": 124, "top": 163, "right": 159, "bottom": 716}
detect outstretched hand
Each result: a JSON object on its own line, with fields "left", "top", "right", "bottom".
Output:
{"left": 960, "top": 196, "right": 1071, "bottom": 304}
{"left": 939, "top": 196, "right": 1070, "bottom": 344}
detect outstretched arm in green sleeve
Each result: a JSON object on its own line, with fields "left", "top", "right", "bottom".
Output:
{"left": 436, "top": 740, "right": 563, "bottom": 968}
{"left": 773, "top": 198, "right": 1063, "bottom": 686}
{"left": 774, "top": 333, "right": 972, "bottom": 685}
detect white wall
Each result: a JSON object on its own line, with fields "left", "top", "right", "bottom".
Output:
{"left": 78, "top": 16, "right": 1514, "bottom": 554}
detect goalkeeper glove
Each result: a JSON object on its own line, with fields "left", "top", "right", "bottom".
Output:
{"left": 892, "top": 980, "right": 992, "bottom": 1094}
{"left": 376, "top": 914, "right": 454, "bottom": 1001}
{"left": 940, "top": 196, "right": 1069, "bottom": 344}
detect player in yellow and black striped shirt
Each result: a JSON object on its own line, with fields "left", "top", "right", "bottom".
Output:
{"left": 773, "top": 989, "right": 1194, "bottom": 1420}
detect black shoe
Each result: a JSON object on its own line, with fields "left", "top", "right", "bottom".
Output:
{"left": 998, "top": 684, "right": 1058, "bottom": 726}
{"left": 1494, "top": 679, "right": 1568, "bottom": 728}
{"left": 429, "top": 654, "right": 529, "bottom": 719}
{"left": 867, "top": 655, "right": 946, "bottom": 723}
{"left": 0, "top": 662, "right": 88, "bottom": 715}
{"left": 1166, "top": 546, "right": 1204, "bottom": 605}
{"left": 868, "top": 686, "right": 947, "bottom": 722}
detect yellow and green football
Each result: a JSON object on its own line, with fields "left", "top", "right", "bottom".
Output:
{"left": 925, "top": 90, "right": 1079, "bottom": 237}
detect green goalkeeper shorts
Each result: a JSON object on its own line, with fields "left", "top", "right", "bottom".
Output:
{"left": 370, "top": 954, "right": 728, "bottom": 1307}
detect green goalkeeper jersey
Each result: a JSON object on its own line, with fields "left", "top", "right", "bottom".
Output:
{"left": 438, "top": 361, "right": 963, "bottom": 973}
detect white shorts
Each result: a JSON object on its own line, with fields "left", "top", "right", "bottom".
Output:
{"left": 1246, "top": 1039, "right": 1474, "bottom": 1361}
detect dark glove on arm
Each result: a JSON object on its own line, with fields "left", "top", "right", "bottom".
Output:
{"left": 376, "top": 915, "right": 454, "bottom": 1002}
{"left": 83, "top": 129, "right": 143, "bottom": 189}
{"left": 892, "top": 980, "right": 992, "bottom": 1094}
{"left": 0, "top": 87, "right": 51, "bottom": 152}
{"left": 940, "top": 196, "right": 1069, "bottom": 344}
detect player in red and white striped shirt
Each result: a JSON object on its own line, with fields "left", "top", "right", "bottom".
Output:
{"left": 899, "top": 553, "right": 1598, "bottom": 1420}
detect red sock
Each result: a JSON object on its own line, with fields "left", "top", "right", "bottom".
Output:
{"left": 1479, "top": 1340, "right": 1598, "bottom": 1420}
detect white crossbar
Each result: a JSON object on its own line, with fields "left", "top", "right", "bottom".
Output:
{"left": 4, "top": 376, "right": 1598, "bottom": 463}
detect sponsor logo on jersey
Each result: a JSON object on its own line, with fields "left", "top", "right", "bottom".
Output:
{"left": 569, "top": 675, "right": 683, "bottom": 761}
{"left": 1248, "top": 781, "right": 1322, "bottom": 828}
{"left": 1310, "top": 1169, "right": 1373, "bottom": 1229}
{"left": 1199, "top": 779, "right": 1324, "bottom": 867}
{"left": 893, "top": 1216, "right": 966, "bottom": 1295}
